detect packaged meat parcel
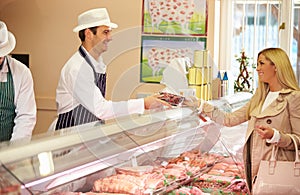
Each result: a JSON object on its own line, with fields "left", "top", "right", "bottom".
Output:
{"left": 0, "top": 107, "right": 249, "bottom": 194}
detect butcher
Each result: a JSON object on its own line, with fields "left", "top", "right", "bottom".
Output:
{"left": 55, "top": 8, "right": 171, "bottom": 130}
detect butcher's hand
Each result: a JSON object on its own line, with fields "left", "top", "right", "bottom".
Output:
{"left": 255, "top": 125, "right": 274, "bottom": 140}
{"left": 144, "top": 96, "right": 172, "bottom": 110}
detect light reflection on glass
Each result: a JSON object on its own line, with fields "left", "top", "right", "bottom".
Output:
{"left": 38, "top": 152, "right": 54, "bottom": 176}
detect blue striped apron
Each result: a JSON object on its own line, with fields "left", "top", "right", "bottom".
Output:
{"left": 55, "top": 46, "right": 106, "bottom": 130}
{"left": 0, "top": 57, "right": 16, "bottom": 141}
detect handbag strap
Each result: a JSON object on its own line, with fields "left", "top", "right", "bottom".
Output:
{"left": 271, "top": 134, "right": 299, "bottom": 161}
{"left": 289, "top": 134, "right": 299, "bottom": 162}
{"left": 289, "top": 134, "right": 300, "bottom": 176}
{"left": 269, "top": 134, "right": 300, "bottom": 175}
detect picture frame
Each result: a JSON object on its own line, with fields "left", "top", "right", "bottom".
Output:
{"left": 142, "top": 0, "right": 208, "bottom": 36}
{"left": 140, "top": 35, "right": 207, "bottom": 83}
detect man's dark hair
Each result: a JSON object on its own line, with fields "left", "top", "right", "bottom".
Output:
{"left": 79, "top": 27, "right": 98, "bottom": 41}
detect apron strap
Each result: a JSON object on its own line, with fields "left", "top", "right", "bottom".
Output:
{"left": 78, "top": 46, "right": 106, "bottom": 96}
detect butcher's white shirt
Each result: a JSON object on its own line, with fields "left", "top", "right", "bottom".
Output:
{"left": 56, "top": 48, "right": 144, "bottom": 120}
{"left": 0, "top": 56, "right": 37, "bottom": 142}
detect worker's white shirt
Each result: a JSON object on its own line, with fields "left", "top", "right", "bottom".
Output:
{"left": 56, "top": 48, "right": 144, "bottom": 120}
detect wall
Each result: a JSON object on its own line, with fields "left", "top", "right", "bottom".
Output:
{"left": 0, "top": 0, "right": 215, "bottom": 135}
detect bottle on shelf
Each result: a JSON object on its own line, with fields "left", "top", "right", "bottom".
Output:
{"left": 221, "top": 71, "right": 228, "bottom": 97}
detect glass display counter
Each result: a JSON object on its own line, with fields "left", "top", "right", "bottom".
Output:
{"left": 0, "top": 106, "right": 248, "bottom": 194}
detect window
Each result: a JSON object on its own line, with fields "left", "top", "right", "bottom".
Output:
{"left": 216, "top": 0, "right": 297, "bottom": 94}
{"left": 231, "top": 0, "right": 282, "bottom": 91}
{"left": 292, "top": 1, "right": 300, "bottom": 82}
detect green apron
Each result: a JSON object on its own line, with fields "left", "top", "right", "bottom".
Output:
{"left": 0, "top": 58, "right": 16, "bottom": 141}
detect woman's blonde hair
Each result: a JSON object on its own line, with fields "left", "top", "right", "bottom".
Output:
{"left": 247, "top": 48, "right": 300, "bottom": 117}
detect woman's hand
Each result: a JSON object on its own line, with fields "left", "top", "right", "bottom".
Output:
{"left": 183, "top": 96, "right": 200, "bottom": 108}
{"left": 255, "top": 125, "right": 274, "bottom": 140}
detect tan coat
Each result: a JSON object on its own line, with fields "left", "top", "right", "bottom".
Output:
{"left": 203, "top": 89, "right": 300, "bottom": 191}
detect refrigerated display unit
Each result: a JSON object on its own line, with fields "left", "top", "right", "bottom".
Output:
{"left": 0, "top": 106, "right": 248, "bottom": 195}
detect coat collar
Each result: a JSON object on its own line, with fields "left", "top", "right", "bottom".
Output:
{"left": 251, "top": 88, "right": 292, "bottom": 118}
{"left": 279, "top": 88, "right": 293, "bottom": 95}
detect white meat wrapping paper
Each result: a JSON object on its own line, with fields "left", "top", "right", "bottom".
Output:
{"left": 160, "top": 57, "right": 191, "bottom": 95}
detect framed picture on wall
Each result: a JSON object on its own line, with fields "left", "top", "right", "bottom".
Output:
{"left": 140, "top": 35, "right": 207, "bottom": 83}
{"left": 142, "top": 0, "right": 208, "bottom": 36}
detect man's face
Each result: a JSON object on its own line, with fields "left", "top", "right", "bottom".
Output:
{"left": 90, "top": 26, "right": 112, "bottom": 56}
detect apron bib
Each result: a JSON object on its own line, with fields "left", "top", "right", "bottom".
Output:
{"left": 0, "top": 58, "right": 16, "bottom": 141}
{"left": 55, "top": 46, "right": 106, "bottom": 130}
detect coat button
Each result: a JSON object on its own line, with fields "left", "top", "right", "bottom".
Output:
{"left": 266, "top": 119, "right": 272, "bottom": 124}
{"left": 266, "top": 142, "right": 271, "bottom": 147}
{"left": 277, "top": 96, "right": 284, "bottom": 102}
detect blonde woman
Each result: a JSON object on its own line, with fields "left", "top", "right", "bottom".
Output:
{"left": 201, "top": 48, "right": 300, "bottom": 192}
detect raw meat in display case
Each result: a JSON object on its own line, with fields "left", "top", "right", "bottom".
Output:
{"left": 0, "top": 107, "right": 248, "bottom": 194}
{"left": 50, "top": 149, "right": 248, "bottom": 194}
{"left": 0, "top": 173, "right": 21, "bottom": 195}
